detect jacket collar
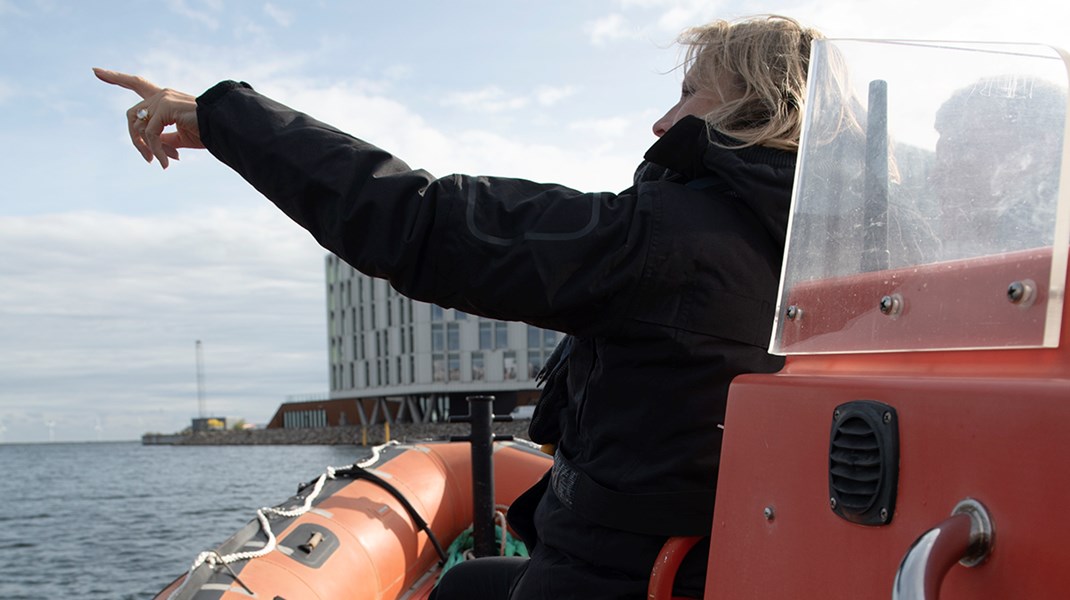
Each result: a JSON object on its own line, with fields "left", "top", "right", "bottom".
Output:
{"left": 643, "top": 116, "right": 711, "bottom": 180}
{"left": 643, "top": 115, "right": 797, "bottom": 179}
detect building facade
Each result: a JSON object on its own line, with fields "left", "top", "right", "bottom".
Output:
{"left": 312, "top": 253, "right": 561, "bottom": 425}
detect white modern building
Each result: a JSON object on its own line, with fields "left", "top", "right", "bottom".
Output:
{"left": 322, "top": 254, "right": 561, "bottom": 422}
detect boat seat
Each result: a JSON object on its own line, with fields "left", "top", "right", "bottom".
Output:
{"left": 648, "top": 535, "right": 705, "bottom": 600}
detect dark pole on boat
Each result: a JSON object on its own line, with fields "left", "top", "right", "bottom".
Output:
{"left": 862, "top": 79, "right": 890, "bottom": 272}
{"left": 450, "top": 395, "right": 513, "bottom": 558}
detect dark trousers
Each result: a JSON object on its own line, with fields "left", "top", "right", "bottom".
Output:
{"left": 429, "top": 541, "right": 679, "bottom": 600}
{"left": 430, "top": 556, "right": 528, "bottom": 600}
{"left": 432, "top": 477, "right": 706, "bottom": 599}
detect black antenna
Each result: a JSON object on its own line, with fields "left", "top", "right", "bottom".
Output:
{"left": 862, "top": 79, "right": 890, "bottom": 272}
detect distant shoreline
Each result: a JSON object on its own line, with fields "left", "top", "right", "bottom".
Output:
{"left": 142, "top": 421, "right": 534, "bottom": 446}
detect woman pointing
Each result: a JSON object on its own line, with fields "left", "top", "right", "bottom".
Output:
{"left": 97, "top": 14, "right": 822, "bottom": 599}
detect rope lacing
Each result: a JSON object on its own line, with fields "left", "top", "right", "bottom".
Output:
{"left": 167, "top": 440, "right": 399, "bottom": 600}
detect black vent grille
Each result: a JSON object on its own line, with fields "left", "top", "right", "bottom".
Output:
{"left": 829, "top": 401, "right": 899, "bottom": 526}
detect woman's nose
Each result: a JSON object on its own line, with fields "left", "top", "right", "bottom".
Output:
{"left": 652, "top": 111, "right": 673, "bottom": 137}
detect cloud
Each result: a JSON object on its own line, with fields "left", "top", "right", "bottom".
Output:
{"left": 569, "top": 116, "right": 634, "bottom": 138}
{"left": 440, "top": 86, "right": 530, "bottom": 113}
{"left": 584, "top": 0, "right": 731, "bottom": 47}
{"left": 437, "top": 84, "right": 576, "bottom": 115}
{"left": 536, "top": 85, "right": 577, "bottom": 107}
{"left": 0, "top": 80, "right": 13, "bottom": 104}
{"left": 263, "top": 2, "right": 292, "bottom": 27}
{"left": 585, "top": 14, "right": 638, "bottom": 46}
{"left": 0, "top": 0, "right": 25, "bottom": 16}
{"left": 166, "top": 0, "right": 222, "bottom": 30}
{"left": 788, "top": 0, "right": 1070, "bottom": 45}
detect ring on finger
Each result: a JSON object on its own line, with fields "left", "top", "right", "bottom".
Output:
{"left": 136, "top": 108, "right": 150, "bottom": 122}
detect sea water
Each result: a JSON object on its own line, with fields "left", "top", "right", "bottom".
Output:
{"left": 0, "top": 441, "right": 372, "bottom": 599}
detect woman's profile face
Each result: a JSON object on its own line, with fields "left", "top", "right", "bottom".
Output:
{"left": 652, "top": 72, "right": 728, "bottom": 137}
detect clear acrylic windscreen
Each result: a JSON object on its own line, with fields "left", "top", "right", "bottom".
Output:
{"left": 772, "top": 40, "right": 1070, "bottom": 355}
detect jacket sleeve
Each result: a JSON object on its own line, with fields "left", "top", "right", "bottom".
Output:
{"left": 196, "top": 81, "right": 654, "bottom": 336}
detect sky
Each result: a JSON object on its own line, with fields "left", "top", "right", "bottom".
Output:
{"left": 1, "top": 0, "right": 1068, "bottom": 443}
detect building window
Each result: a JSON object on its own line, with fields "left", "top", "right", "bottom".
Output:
{"left": 456, "top": 310, "right": 468, "bottom": 320}
{"left": 528, "top": 326, "right": 541, "bottom": 348}
{"left": 504, "top": 350, "right": 517, "bottom": 380}
{"left": 448, "top": 353, "right": 461, "bottom": 381}
{"left": 495, "top": 322, "right": 508, "bottom": 349}
{"left": 528, "top": 326, "right": 559, "bottom": 377}
{"left": 480, "top": 321, "right": 510, "bottom": 349}
{"left": 472, "top": 352, "right": 485, "bottom": 381}
{"left": 432, "top": 323, "right": 445, "bottom": 352}
{"left": 284, "top": 409, "right": 327, "bottom": 429}
{"left": 433, "top": 353, "right": 446, "bottom": 382}
{"left": 431, "top": 304, "right": 444, "bottom": 321}
{"left": 447, "top": 322, "right": 460, "bottom": 351}
{"left": 528, "top": 353, "right": 542, "bottom": 379}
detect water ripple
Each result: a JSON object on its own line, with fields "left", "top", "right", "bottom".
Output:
{"left": 0, "top": 441, "right": 369, "bottom": 599}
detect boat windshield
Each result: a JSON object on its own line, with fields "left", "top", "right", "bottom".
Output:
{"left": 772, "top": 40, "right": 1070, "bottom": 354}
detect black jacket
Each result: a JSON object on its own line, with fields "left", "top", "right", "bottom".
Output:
{"left": 197, "top": 79, "right": 793, "bottom": 539}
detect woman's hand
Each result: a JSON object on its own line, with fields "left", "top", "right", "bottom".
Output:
{"left": 93, "top": 68, "right": 203, "bottom": 169}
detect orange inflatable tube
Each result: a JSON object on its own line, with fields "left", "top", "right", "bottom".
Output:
{"left": 154, "top": 440, "right": 551, "bottom": 600}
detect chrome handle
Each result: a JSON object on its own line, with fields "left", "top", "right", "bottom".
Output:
{"left": 892, "top": 499, "right": 994, "bottom": 600}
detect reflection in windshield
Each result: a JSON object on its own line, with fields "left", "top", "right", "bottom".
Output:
{"left": 773, "top": 40, "right": 1068, "bottom": 354}
{"left": 931, "top": 75, "right": 1065, "bottom": 259}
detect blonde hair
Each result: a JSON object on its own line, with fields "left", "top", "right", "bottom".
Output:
{"left": 678, "top": 15, "right": 823, "bottom": 151}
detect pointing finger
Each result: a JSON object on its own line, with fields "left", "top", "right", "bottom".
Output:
{"left": 94, "top": 68, "right": 162, "bottom": 100}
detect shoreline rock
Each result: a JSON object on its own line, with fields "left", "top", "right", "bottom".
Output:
{"left": 143, "top": 421, "right": 534, "bottom": 446}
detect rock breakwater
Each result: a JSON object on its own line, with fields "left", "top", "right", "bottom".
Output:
{"left": 143, "top": 421, "right": 534, "bottom": 446}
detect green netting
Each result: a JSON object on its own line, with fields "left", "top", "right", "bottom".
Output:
{"left": 439, "top": 524, "right": 529, "bottom": 576}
